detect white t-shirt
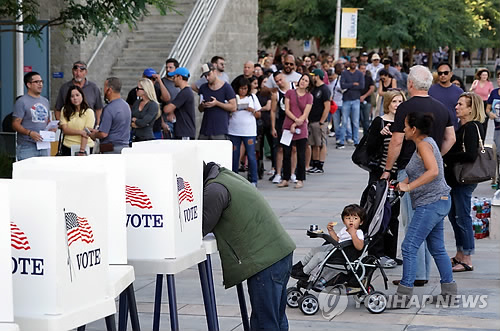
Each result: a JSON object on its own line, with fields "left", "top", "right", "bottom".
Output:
{"left": 265, "top": 71, "right": 302, "bottom": 89}
{"left": 228, "top": 94, "right": 261, "bottom": 137}
{"left": 337, "top": 227, "right": 364, "bottom": 243}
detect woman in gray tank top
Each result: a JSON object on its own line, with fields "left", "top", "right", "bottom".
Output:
{"left": 393, "top": 112, "right": 456, "bottom": 304}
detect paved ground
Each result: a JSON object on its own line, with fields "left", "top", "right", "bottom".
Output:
{"left": 88, "top": 133, "right": 500, "bottom": 331}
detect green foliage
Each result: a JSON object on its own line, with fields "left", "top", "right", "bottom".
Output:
{"left": 259, "top": 0, "right": 499, "bottom": 52}
{"left": 0, "top": 0, "right": 177, "bottom": 44}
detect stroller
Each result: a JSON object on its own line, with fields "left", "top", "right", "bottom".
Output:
{"left": 286, "top": 180, "right": 400, "bottom": 315}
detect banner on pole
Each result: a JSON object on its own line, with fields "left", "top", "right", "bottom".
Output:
{"left": 341, "top": 8, "right": 358, "bottom": 48}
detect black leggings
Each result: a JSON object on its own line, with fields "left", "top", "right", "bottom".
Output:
{"left": 282, "top": 138, "right": 307, "bottom": 181}
{"left": 260, "top": 122, "right": 276, "bottom": 169}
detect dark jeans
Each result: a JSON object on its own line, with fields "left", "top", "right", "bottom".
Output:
{"left": 247, "top": 253, "right": 292, "bottom": 331}
{"left": 448, "top": 184, "right": 477, "bottom": 255}
{"left": 282, "top": 138, "right": 307, "bottom": 181}
{"left": 359, "top": 101, "right": 372, "bottom": 134}
{"left": 482, "top": 101, "right": 489, "bottom": 137}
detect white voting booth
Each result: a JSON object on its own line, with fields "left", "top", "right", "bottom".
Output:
{"left": 11, "top": 159, "right": 115, "bottom": 331}
{"left": 0, "top": 183, "right": 19, "bottom": 331}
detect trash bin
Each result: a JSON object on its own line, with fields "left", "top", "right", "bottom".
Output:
{"left": 490, "top": 190, "right": 500, "bottom": 240}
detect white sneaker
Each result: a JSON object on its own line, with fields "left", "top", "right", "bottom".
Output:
{"left": 347, "top": 139, "right": 354, "bottom": 145}
{"left": 328, "top": 132, "right": 336, "bottom": 137}
{"left": 272, "top": 174, "right": 282, "bottom": 184}
{"left": 267, "top": 169, "right": 276, "bottom": 176}
{"left": 290, "top": 174, "right": 298, "bottom": 183}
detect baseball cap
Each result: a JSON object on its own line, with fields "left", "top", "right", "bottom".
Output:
{"left": 311, "top": 68, "right": 324, "bottom": 80}
{"left": 143, "top": 68, "right": 157, "bottom": 78}
{"left": 361, "top": 52, "right": 368, "bottom": 56}
{"left": 167, "top": 67, "right": 190, "bottom": 78}
{"left": 201, "top": 63, "right": 215, "bottom": 77}
{"left": 382, "top": 58, "right": 391, "bottom": 65}
{"left": 371, "top": 53, "right": 381, "bottom": 61}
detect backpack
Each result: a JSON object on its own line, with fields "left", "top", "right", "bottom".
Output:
{"left": 352, "top": 117, "right": 384, "bottom": 171}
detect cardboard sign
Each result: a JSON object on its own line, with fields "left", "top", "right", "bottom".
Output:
{"left": 11, "top": 160, "right": 115, "bottom": 328}
{"left": 122, "top": 147, "right": 203, "bottom": 259}
{"left": 0, "top": 183, "right": 14, "bottom": 324}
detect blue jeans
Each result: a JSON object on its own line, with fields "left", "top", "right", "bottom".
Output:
{"left": 333, "top": 106, "right": 343, "bottom": 143}
{"left": 341, "top": 100, "right": 360, "bottom": 144}
{"left": 401, "top": 196, "right": 453, "bottom": 287}
{"left": 448, "top": 184, "right": 477, "bottom": 255}
{"left": 16, "top": 143, "right": 50, "bottom": 161}
{"left": 398, "top": 170, "right": 431, "bottom": 280}
{"left": 228, "top": 135, "right": 258, "bottom": 184}
{"left": 247, "top": 253, "right": 292, "bottom": 331}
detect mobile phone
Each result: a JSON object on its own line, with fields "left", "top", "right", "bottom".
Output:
{"left": 84, "top": 128, "right": 91, "bottom": 135}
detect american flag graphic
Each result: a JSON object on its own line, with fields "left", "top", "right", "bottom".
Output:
{"left": 11, "top": 221, "right": 31, "bottom": 250}
{"left": 125, "top": 185, "right": 153, "bottom": 209}
{"left": 65, "top": 212, "right": 94, "bottom": 247}
{"left": 177, "top": 177, "right": 194, "bottom": 204}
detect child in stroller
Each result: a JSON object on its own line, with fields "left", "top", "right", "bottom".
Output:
{"left": 287, "top": 180, "right": 393, "bottom": 315}
{"left": 291, "top": 204, "right": 365, "bottom": 282}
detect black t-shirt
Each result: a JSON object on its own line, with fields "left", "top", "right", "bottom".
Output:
{"left": 392, "top": 96, "right": 453, "bottom": 168}
{"left": 257, "top": 92, "right": 271, "bottom": 127}
{"left": 308, "top": 84, "right": 331, "bottom": 122}
{"left": 360, "top": 75, "right": 374, "bottom": 103}
{"left": 172, "top": 86, "right": 196, "bottom": 138}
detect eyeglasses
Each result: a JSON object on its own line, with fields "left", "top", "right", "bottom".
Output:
{"left": 30, "top": 79, "right": 44, "bottom": 84}
{"left": 73, "top": 65, "right": 87, "bottom": 70}
{"left": 135, "top": 87, "right": 144, "bottom": 91}
{"left": 437, "top": 71, "right": 450, "bottom": 76}
{"left": 284, "top": 62, "right": 295, "bottom": 66}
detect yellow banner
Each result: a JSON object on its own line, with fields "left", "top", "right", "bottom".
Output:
{"left": 341, "top": 8, "right": 358, "bottom": 48}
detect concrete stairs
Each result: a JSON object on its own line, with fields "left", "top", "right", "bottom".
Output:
{"left": 109, "top": 0, "right": 197, "bottom": 95}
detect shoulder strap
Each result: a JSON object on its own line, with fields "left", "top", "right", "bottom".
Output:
{"left": 462, "top": 122, "right": 485, "bottom": 152}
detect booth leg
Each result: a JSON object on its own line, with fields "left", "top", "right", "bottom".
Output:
{"left": 205, "top": 255, "right": 219, "bottom": 330}
{"left": 166, "top": 274, "right": 180, "bottom": 331}
{"left": 198, "top": 262, "right": 216, "bottom": 331}
{"left": 77, "top": 326, "right": 86, "bottom": 331}
{"left": 118, "top": 291, "right": 128, "bottom": 331}
{"left": 126, "top": 283, "right": 141, "bottom": 331}
{"left": 105, "top": 314, "right": 117, "bottom": 331}
{"left": 153, "top": 274, "right": 164, "bottom": 331}
{"left": 236, "top": 283, "right": 250, "bottom": 331}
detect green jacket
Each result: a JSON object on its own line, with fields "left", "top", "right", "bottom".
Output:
{"left": 207, "top": 168, "right": 296, "bottom": 288}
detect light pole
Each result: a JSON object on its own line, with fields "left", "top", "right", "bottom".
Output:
{"left": 16, "top": 0, "right": 24, "bottom": 97}
{"left": 333, "top": 0, "right": 341, "bottom": 61}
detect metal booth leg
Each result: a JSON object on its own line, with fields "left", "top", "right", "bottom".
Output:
{"left": 153, "top": 274, "right": 164, "bottom": 331}
{"left": 166, "top": 274, "right": 180, "bottom": 331}
{"left": 118, "top": 290, "right": 128, "bottom": 331}
{"left": 126, "top": 283, "right": 141, "bottom": 331}
{"left": 198, "top": 262, "right": 216, "bottom": 330}
{"left": 205, "top": 255, "right": 219, "bottom": 330}
{"left": 105, "top": 314, "right": 117, "bottom": 331}
{"left": 236, "top": 283, "right": 250, "bottom": 331}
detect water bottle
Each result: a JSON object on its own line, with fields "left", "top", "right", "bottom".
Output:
{"left": 295, "top": 128, "right": 301, "bottom": 134}
{"left": 315, "top": 277, "right": 328, "bottom": 290}
{"left": 387, "top": 184, "right": 395, "bottom": 199}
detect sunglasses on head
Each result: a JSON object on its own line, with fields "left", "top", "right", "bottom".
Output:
{"left": 73, "top": 65, "right": 87, "bottom": 70}
{"left": 437, "top": 71, "right": 450, "bottom": 76}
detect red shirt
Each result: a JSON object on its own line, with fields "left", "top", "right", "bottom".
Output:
{"left": 283, "top": 89, "right": 313, "bottom": 140}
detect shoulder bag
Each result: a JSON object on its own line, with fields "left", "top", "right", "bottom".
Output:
{"left": 352, "top": 117, "right": 385, "bottom": 171}
{"left": 453, "top": 122, "right": 496, "bottom": 184}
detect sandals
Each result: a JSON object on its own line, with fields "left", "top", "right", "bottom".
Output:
{"left": 277, "top": 181, "right": 289, "bottom": 188}
{"left": 452, "top": 262, "right": 474, "bottom": 272}
{"left": 450, "top": 257, "right": 460, "bottom": 267}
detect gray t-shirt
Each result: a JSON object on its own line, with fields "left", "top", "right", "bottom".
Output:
{"left": 99, "top": 98, "right": 131, "bottom": 146}
{"left": 13, "top": 94, "right": 50, "bottom": 146}
{"left": 172, "top": 86, "right": 196, "bottom": 138}
{"left": 55, "top": 79, "right": 103, "bottom": 111}
{"left": 406, "top": 137, "right": 450, "bottom": 209}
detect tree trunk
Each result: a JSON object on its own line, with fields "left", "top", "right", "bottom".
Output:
{"left": 408, "top": 47, "right": 415, "bottom": 67}
{"left": 428, "top": 50, "right": 433, "bottom": 70}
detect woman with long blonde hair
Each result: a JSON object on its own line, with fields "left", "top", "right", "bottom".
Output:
{"left": 131, "top": 78, "right": 160, "bottom": 141}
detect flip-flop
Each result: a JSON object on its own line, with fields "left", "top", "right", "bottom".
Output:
{"left": 450, "top": 257, "right": 460, "bottom": 267}
{"left": 453, "top": 262, "right": 474, "bottom": 272}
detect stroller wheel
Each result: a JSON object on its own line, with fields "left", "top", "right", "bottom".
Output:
{"left": 298, "top": 294, "right": 320, "bottom": 315}
{"left": 364, "top": 291, "right": 387, "bottom": 314}
{"left": 354, "top": 284, "right": 374, "bottom": 304}
{"left": 286, "top": 287, "right": 303, "bottom": 308}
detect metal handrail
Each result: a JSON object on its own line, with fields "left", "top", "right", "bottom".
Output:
{"left": 159, "top": 0, "right": 219, "bottom": 77}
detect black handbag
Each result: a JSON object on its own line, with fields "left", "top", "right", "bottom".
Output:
{"left": 453, "top": 122, "right": 496, "bottom": 184}
{"left": 55, "top": 131, "right": 64, "bottom": 156}
{"left": 352, "top": 118, "right": 384, "bottom": 171}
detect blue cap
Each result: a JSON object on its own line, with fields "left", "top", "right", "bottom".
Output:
{"left": 143, "top": 68, "right": 157, "bottom": 78}
{"left": 167, "top": 67, "right": 190, "bottom": 79}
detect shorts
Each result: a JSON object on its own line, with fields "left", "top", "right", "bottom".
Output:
{"left": 307, "top": 122, "right": 327, "bottom": 146}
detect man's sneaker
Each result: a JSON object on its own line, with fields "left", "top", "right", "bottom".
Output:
{"left": 336, "top": 144, "right": 345, "bottom": 149}
{"left": 267, "top": 169, "right": 276, "bottom": 176}
{"left": 306, "top": 167, "right": 318, "bottom": 173}
{"left": 379, "top": 256, "right": 397, "bottom": 268}
{"left": 290, "top": 174, "right": 298, "bottom": 183}
{"left": 328, "top": 132, "right": 336, "bottom": 137}
{"left": 272, "top": 174, "right": 282, "bottom": 184}
{"left": 347, "top": 139, "right": 354, "bottom": 145}
{"left": 311, "top": 168, "right": 324, "bottom": 174}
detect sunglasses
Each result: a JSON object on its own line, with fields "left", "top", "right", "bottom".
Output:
{"left": 437, "top": 71, "right": 450, "bottom": 76}
{"left": 73, "top": 65, "right": 87, "bottom": 70}
{"left": 284, "top": 62, "right": 295, "bottom": 66}
{"left": 135, "top": 87, "right": 144, "bottom": 91}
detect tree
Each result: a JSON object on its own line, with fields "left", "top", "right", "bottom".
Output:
{"left": 0, "top": 0, "right": 177, "bottom": 44}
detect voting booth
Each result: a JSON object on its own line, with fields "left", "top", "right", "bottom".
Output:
{"left": 0, "top": 183, "right": 18, "bottom": 331}
{"left": 122, "top": 145, "right": 204, "bottom": 262}
{"left": 10, "top": 159, "right": 115, "bottom": 331}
